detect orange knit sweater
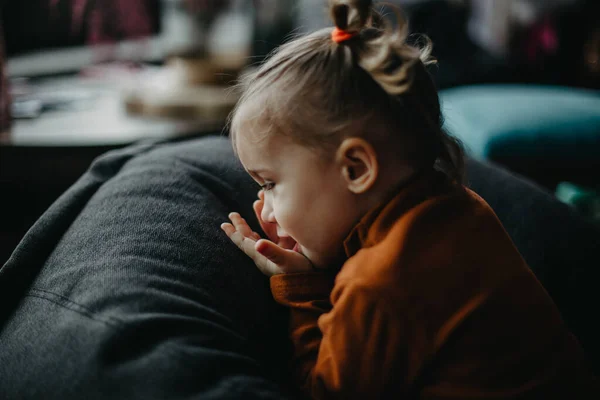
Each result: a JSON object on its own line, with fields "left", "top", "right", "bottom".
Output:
{"left": 270, "top": 170, "right": 597, "bottom": 399}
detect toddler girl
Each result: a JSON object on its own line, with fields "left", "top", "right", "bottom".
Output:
{"left": 221, "top": 0, "right": 596, "bottom": 398}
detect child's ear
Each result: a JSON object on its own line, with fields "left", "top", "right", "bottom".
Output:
{"left": 336, "top": 138, "right": 379, "bottom": 194}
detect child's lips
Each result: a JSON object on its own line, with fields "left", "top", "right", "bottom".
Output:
{"left": 293, "top": 242, "right": 301, "bottom": 253}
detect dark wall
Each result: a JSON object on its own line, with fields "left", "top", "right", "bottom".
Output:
{"left": 1, "top": 0, "right": 161, "bottom": 57}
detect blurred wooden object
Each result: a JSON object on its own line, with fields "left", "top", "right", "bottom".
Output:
{"left": 123, "top": 56, "right": 241, "bottom": 121}
{"left": 1, "top": 74, "right": 226, "bottom": 147}
{"left": 123, "top": 0, "right": 251, "bottom": 121}
{"left": 124, "top": 0, "right": 250, "bottom": 121}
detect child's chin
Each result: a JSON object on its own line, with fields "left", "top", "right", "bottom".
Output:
{"left": 292, "top": 245, "right": 333, "bottom": 269}
{"left": 308, "top": 249, "right": 347, "bottom": 271}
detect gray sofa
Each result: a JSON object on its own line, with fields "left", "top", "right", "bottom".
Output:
{"left": 0, "top": 136, "right": 598, "bottom": 399}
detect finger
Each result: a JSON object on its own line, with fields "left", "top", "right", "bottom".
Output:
{"left": 255, "top": 239, "right": 288, "bottom": 265}
{"left": 220, "top": 222, "right": 236, "bottom": 237}
{"left": 253, "top": 254, "right": 283, "bottom": 277}
{"left": 222, "top": 222, "right": 260, "bottom": 241}
{"left": 221, "top": 224, "right": 281, "bottom": 276}
{"left": 255, "top": 239, "right": 313, "bottom": 273}
{"left": 221, "top": 223, "right": 248, "bottom": 248}
{"left": 228, "top": 212, "right": 254, "bottom": 238}
{"left": 250, "top": 231, "right": 262, "bottom": 241}
{"left": 224, "top": 211, "right": 260, "bottom": 242}
{"left": 238, "top": 236, "right": 282, "bottom": 276}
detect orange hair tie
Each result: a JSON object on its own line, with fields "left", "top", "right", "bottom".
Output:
{"left": 331, "top": 27, "right": 358, "bottom": 43}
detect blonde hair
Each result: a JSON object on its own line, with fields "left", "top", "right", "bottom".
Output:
{"left": 229, "top": 0, "right": 464, "bottom": 182}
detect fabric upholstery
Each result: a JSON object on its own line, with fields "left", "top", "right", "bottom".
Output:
{"left": 0, "top": 137, "right": 294, "bottom": 399}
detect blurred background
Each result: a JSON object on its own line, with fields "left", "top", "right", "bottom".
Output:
{"left": 1, "top": 0, "right": 599, "bottom": 263}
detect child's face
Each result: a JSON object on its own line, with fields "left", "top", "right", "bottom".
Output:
{"left": 236, "top": 132, "right": 362, "bottom": 268}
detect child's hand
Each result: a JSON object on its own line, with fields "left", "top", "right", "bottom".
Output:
{"left": 221, "top": 212, "right": 313, "bottom": 277}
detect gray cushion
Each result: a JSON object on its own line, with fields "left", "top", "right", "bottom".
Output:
{"left": 0, "top": 137, "right": 294, "bottom": 399}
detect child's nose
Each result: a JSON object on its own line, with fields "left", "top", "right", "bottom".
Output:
{"left": 261, "top": 199, "right": 276, "bottom": 224}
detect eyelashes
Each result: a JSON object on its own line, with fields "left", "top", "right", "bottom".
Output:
{"left": 260, "top": 182, "right": 275, "bottom": 191}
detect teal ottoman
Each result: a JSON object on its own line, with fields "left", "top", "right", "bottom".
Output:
{"left": 440, "top": 85, "right": 600, "bottom": 188}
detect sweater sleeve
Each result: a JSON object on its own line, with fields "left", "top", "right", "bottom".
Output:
{"left": 270, "top": 272, "right": 407, "bottom": 399}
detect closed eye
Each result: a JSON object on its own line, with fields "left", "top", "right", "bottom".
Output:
{"left": 260, "top": 182, "right": 275, "bottom": 191}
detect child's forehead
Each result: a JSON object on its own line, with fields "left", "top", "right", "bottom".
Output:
{"left": 234, "top": 103, "right": 287, "bottom": 152}
{"left": 233, "top": 95, "right": 321, "bottom": 164}
{"left": 235, "top": 129, "right": 282, "bottom": 166}
{"left": 234, "top": 102, "right": 272, "bottom": 139}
